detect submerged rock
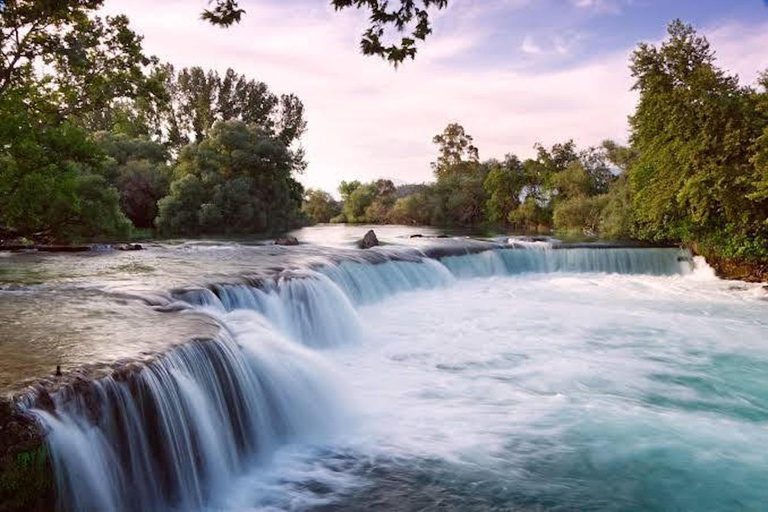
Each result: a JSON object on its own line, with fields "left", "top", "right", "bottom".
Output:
{"left": 274, "top": 236, "right": 299, "bottom": 246}
{"left": 359, "top": 230, "right": 379, "bottom": 249}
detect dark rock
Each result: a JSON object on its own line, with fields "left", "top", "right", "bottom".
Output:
{"left": 409, "top": 234, "right": 423, "bottom": 238}
{"left": 32, "top": 389, "right": 55, "bottom": 414}
{"left": 274, "top": 236, "right": 299, "bottom": 246}
{"left": 0, "top": 399, "right": 54, "bottom": 512}
{"left": 55, "top": 365, "right": 62, "bottom": 377}
{"left": 359, "top": 230, "right": 379, "bottom": 249}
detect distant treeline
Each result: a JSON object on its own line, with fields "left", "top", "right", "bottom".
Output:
{"left": 304, "top": 21, "right": 768, "bottom": 263}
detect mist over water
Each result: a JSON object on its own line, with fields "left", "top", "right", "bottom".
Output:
{"left": 10, "top": 232, "right": 767, "bottom": 511}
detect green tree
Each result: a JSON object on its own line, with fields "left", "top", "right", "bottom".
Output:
{"left": 629, "top": 20, "right": 767, "bottom": 258}
{"left": 0, "top": 96, "right": 130, "bottom": 241}
{"left": 432, "top": 123, "right": 479, "bottom": 178}
{"left": 96, "top": 132, "right": 171, "bottom": 229}
{"left": 302, "top": 189, "right": 342, "bottom": 224}
{"left": 156, "top": 120, "right": 303, "bottom": 235}
{"left": 484, "top": 155, "right": 524, "bottom": 225}
{"left": 158, "top": 66, "right": 306, "bottom": 151}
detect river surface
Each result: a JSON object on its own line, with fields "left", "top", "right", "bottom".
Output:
{"left": 2, "top": 225, "right": 767, "bottom": 511}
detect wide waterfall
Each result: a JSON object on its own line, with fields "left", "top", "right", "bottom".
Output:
{"left": 28, "top": 311, "right": 344, "bottom": 512}
{"left": 22, "top": 244, "right": 710, "bottom": 511}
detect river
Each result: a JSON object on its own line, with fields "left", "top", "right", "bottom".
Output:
{"left": 1, "top": 225, "right": 766, "bottom": 511}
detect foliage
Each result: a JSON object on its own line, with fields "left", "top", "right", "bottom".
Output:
{"left": 0, "top": 95, "right": 131, "bottom": 242}
{"left": 156, "top": 66, "right": 306, "bottom": 153}
{"left": 431, "top": 123, "right": 479, "bottom": 178}
{"left": 202, "top": 0, "right": 450, "bottom": 65}
{"left": 628, "top": 20, "right": 768, "bottom": 259}
{"left": 483, "top": 155, "right": 524, "bottom": 225}
{"left": 302, "top": 189, "right": 342, "bottom": 224}
{"left": 156, "top": 120, "right": 303, "bottom": 235}
{"left": 553, "top": 195, "right": 608, "bottom": 234}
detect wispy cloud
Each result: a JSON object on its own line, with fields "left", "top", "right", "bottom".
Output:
{"left": 570, "top": 0, "right": 629, "bottom": 14}
{"left": 521, "top": 35, "right": 543, "bottom": 55}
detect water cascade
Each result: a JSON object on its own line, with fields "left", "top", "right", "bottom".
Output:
{"left": 24, "top": 244, "right": 694, "bottom": 511}
{"left": 29, "top": 311, "right": 342, "bottom": 512}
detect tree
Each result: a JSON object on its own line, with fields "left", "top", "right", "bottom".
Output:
{"left": 157, "top": 66, "right": 306, "bottom": 151}
{"left": 629, "top": 20, "right": 767, "bottom": 258}
{"left": 484, "top": 155, "right": 524, "bottom": 225}
{"left": 432, "top": 123, "right": 479, "bottom": 177}
{"left": 0, "top": 1, "right": 162, "bottom": 120}
{"left": 302, "top": 189, "right": 341, "bottom": 224}
{"left": 156, "top": 120, "right": 304, "bottom": 235}
{"left": 96, "top": 133, "right": 171, "bottom": 228}
{"left": 0, "top": 96, "right": 131, "bottom": 241}
{"left": 202, "top": 0, "right": 450, "bottom": 65}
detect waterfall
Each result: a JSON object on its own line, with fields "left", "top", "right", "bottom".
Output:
{"left": 173, "top": 247, "right": 691, "bottom": 330}
{"left": 30, "top": 310, "right": 343, "bottom": 512}
{"left": 25, "top": 244, "right": 693, "bottom": 511}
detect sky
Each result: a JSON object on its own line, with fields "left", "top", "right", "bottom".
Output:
{"left": 104, "top": 0, "right": 768, "bottom": 194}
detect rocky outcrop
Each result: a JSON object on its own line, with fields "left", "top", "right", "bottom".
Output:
{"left": 0, "top": 400, "right": 53, "bottom": 512}
{"left": 274, "top": 236, "right": 299, "bottom": 246}
{"left": 703, "top": 255, "right": 768, "bottom": 283}
{"left": 359, "top": 230, "right": 379, "bottom": 249}
{"left": 689, "top": 244, "right": 768, "bottom": 283}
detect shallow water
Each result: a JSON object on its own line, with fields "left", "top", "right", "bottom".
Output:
{"left": 4, "top": 226, "right": 767, "bottom": 511}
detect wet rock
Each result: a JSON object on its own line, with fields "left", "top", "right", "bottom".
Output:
{"left": 274, "top": 236, "right": 299, "bottom": 246}
{"left": 0, "top": 399, "right": 54, "bottom": 512}
{"left": 359, "top": 230, "right": 379, "bottom": 249}
{"left": 32, "top": 389, "right": 55, "bottom": 414}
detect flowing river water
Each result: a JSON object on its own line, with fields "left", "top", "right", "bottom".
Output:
{"left": 1, "top": 225, "right": 767, "bottom": 511}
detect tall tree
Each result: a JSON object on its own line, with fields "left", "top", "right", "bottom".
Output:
{"left": 431, "top": 123, "right": 479, "bottom": 178}
{"left": 629, "top": 20, "right": 767, "bottom": 256}
{"left": 158, "top": 66, "right": 306, "bottom": 153}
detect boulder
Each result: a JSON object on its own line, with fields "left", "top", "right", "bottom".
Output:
{"left": 274, "top": 236, "right": 299, "bottom": 246}
{"left": 359, "top": 230, "right": 379, "bottom": 249}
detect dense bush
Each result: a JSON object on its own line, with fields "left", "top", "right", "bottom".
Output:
{"left": 156, "top": 121, "right": 304, "bottom": 235}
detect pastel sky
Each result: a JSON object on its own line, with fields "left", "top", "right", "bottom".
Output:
{"left": 104, "top": 0, "right": 768, "bottom": 193}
